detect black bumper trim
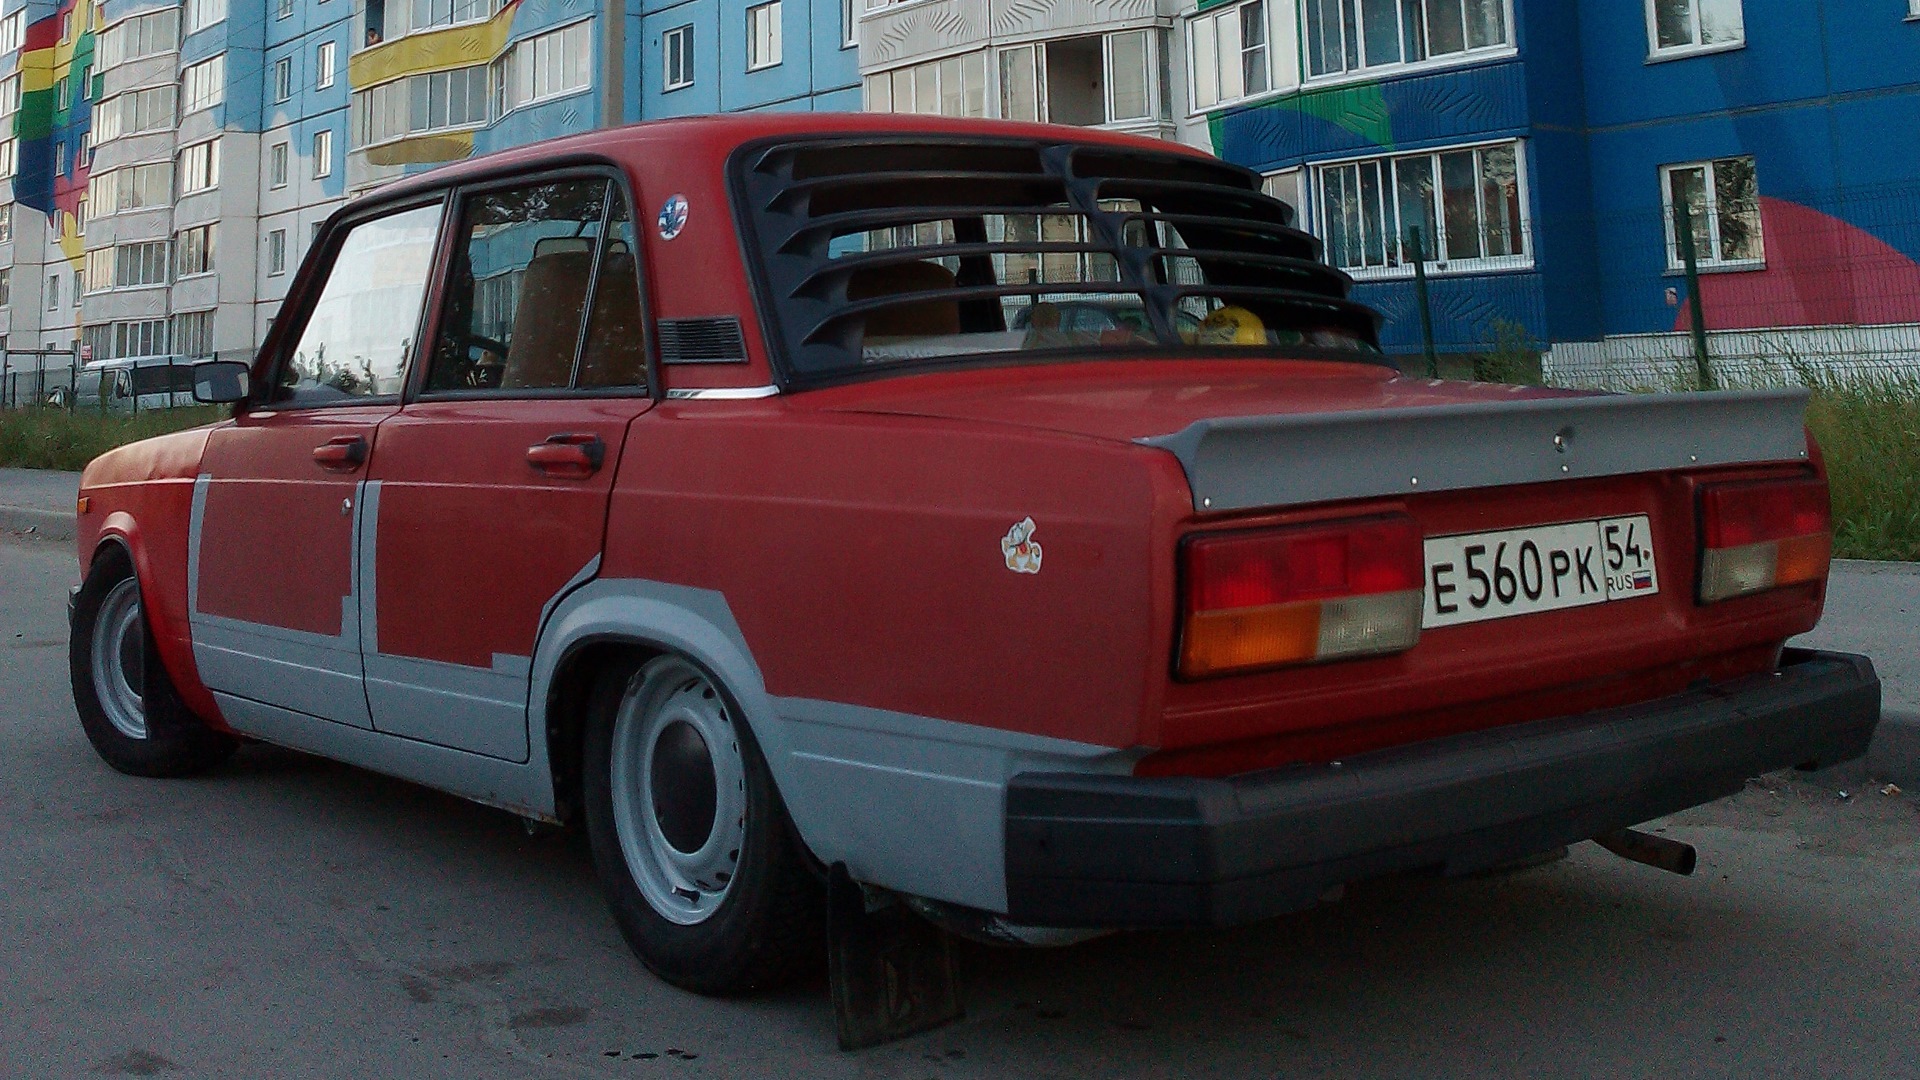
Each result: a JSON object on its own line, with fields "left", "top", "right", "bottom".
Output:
{"left": 1004, "top": 649, "right": 1880, "bottom": 928}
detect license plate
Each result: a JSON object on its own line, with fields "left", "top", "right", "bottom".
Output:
{"left": 1423, "top": 515, "right": 1660, "bottom": 629}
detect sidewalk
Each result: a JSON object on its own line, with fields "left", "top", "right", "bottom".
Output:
{"left": 0, "top": 468, "right": 80, "bottom": 540}
{"left": 2, "top": 465, "right": 1914, "bottom": 781}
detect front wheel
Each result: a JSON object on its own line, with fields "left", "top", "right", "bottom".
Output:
{"left": 69, "top": 548, "right": 236, "bottom": 777}
{"left": 582, "top": 654, "right": 823, "bottom": 995}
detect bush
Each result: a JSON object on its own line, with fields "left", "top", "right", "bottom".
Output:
{"left": 1803, "top": 376, "right": 1920, "bottom": 562}
{"left": 0, "top": 406, "right": 228, "bottom": 471}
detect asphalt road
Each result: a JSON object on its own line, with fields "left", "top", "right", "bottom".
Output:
{"left": 3, "top": 533, "right": 1917, "bottom": 1079}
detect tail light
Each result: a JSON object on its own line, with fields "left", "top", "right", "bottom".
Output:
{"left": 1179, "top": 515, "right": 1424, "bottom": 679}
{"left": 1697, "top": 477, "right": 1831, "bottom": 604}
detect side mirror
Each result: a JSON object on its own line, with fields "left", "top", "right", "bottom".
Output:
{"left": 192, "top": 360, "right": 251, "bottom": 404}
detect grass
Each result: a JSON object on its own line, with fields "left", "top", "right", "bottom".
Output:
{"left": 1803, "top": 376, "right": 1920, "bottom": 562}
{"left": 0, "top": 405, "right": 228, "bottom": 472}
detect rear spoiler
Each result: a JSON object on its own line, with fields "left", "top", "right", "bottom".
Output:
{"left": 1138, "top": 388, "right": 1811, "bottom": 513}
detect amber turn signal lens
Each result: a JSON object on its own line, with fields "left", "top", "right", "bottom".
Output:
{"left": 75, "top": 496, "right": 90, "bottom": 515}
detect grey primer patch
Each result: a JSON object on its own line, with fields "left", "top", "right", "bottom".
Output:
{"left": 91, "top": 1048, "right": 180, "bottom": 1076}
{"left": 1140, "top": 388, "right": 1812, "bottom": 512}
{"left": 530, "top": 577, "right": 1134, "bottom": 914}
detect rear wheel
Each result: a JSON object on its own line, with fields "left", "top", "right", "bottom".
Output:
{"left": 582, "top": 654, "right": 823, "bottom": 994}
{"left": 70, "top": 548, "right": 236, "bottom": 777}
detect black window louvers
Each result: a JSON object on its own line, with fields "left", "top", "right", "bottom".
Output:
{"left": 731, "top": 135, "right": 1386, "bottom": 386}
{"left": 657, "top": 317, "right": 749, "bottom": 364}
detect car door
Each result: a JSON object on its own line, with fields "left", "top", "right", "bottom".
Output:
{"left": 191, "top": 198, "right": 448, "bottom": 729}
{"left": 359, "top": 174, "right": 654, "bottom": 762}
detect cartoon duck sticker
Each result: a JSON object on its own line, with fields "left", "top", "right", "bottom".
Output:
{"left": 1002, "top": 518, "right": 1043, "bottom": 574}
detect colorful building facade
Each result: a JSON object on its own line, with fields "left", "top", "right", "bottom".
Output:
{"left": 0, "top": 0, "right": 858, "bottom": 369}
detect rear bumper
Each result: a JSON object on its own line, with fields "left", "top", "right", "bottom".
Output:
{"left": 1003, "top": 648, "right": 1880, "bottom": 928}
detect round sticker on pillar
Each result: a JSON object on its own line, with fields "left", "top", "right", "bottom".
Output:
{"left": 657, "top": 194, "right": 690, "bottom": 241}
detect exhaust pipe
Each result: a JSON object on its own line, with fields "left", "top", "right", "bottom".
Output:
{"left": 1594, "top": 829, "right": 1696, "bottom": 876}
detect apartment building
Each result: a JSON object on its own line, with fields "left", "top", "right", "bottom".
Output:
{"left": 860, "top": 0, "right": 1920, "bottom": 383}
{"left": 0, "top": 0, "right": 857, "bottom": 373}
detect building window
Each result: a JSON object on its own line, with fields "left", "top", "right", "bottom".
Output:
{"left": 867, "top": 51, "right": 989, "bottom": 117}
{"left": 90, "top": 163, "right": 173, "bottom": 215}
{"left": 0, "top": 75, "right": 19, "bottom": 116}
{"left": 274, "top": 57, "right": 293, "bottom": 102}
{"left": 177, "top": 224, "right": 215, "bottom": 277}
{"left": 410, "top": 0, "right": 494, "bottom": 33}
{"left": 56, "top": 76, "right": 69, "bottom": 108}
{"left": 182, "top": 54, "right": 226, "bottom": 113}
{"left": 663, "top": 25, "right": 693, "bottom": 90}
{"left": 174, "top": 310, "right": 215, "bottom": 360}
{"left": 104, "top": 320, "right": 168, "bottom": 359}
{"left": 317, "top": 41, "right": 336, "bottom": 88}
{"left": 1662, "top": 156, "right": 1762, "bottom": 269}
{"left": 179, "top": 139, "right": 220, "bottom": 194}
{"left": 842, "top": 0, "right": 857, "bottom": 47}
{"left": 0, "top": 269, "right": 10, "bottom": 307}
{"left": 187, "top": 0, "right": 227, "bottom": 34}
{"left": 997, "top": 45, "right": 1041, "bottom": 121}
{"left": 277, "top": 0, "right": 294, "bottom": 18}
{"left": 496, "top": 19, "right": 591, "bottom": 115}
{"left": 267, "top": 229, "right": 288, "bottom": 275}
{"left": 75, "top": 199, "right": 86, "bottom": 234}
{"left": 1647, "top": 0, "right": 1744, "bottom": 57}
{"left": 99, "top": 9, "right": 180, "bottom": 68}
{"left": 79, "top": 65, "right": 92, "bottom": 100}
{"left": 313, "top": 129, "right": 333, "bottom": 177}
{"left": 94, "top": 86, "right": 177, "bottom": 143}
{"left": 0, "top": 204, "right": 11, "bottom": 244}
{"left": 962, "top": 34, "right": 1154, "bottom": 126}
{"left": 747, "top": 2, "right": 782, "bottom": 70}
{"left": 87, "top": 248, "right": 115, "bottom": 291}
{"left": 0, "top": 11, "right": 22, "bottom": 55}
{"left": 47, "top": 274, "right": 60, "bottom": 310}
{"left": 1313, "top": 140, "right": 1529, "bottom": 277}
{"left": 269, "top": 141, "right": 289, "bottom": 187}
{"left": 1303, "top": 0, "right": 1513, "bottom": 80}
{"left": 108, "top": 241, "right": 171, "bottom": 288}
{"left": 1189, "top": 0, "right": 1270, "bottom": 110}
{"left": 0, "top": 139, "right": 15, "bottom": 180}
{"left": 55, "top": 141, "right": 68, "bottom": 177}
{"left": 350, "top": 65, "right": 488, "bottom": 147}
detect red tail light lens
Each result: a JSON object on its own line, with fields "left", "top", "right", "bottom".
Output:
{"left": 1698, "top": 477, "right": 1832, "bottom": 604}
{"left": 1179, "top": 515, "right": 1424, "bottom": 679}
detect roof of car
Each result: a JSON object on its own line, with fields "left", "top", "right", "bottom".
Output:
{"left": 369, "top": 112, "right": 1220, "bottom": 203}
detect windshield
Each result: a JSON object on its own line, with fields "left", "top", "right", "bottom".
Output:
{"left": 733, "top": 138, "right": 1383, "bottom": 385}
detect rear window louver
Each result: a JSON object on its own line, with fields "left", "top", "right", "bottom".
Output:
{"left": 730, "top": 136, "right": 1384, "bottom": 385}
{"left": 658, "top": 317, "right": 749, "bottom": 364}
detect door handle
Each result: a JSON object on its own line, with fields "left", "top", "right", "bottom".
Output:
{"left": 312, "top": 435, "right": 368, "bottom": 471}
{"left": 526, "top": 433, "right": 605, "bottom": 477}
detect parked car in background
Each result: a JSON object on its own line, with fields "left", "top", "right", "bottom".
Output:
{"left": 70, "top": 355, "right": 199, "bottom": 413}
{"left": 63, "top": 115, "right": 1881, "bottom": 1039}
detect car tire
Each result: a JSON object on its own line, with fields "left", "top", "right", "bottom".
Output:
{"left": 582, "top": 653, "right": 824, "bottom": 995}
{"left": 70, "top": 546, "right": 238, "bottom": 778}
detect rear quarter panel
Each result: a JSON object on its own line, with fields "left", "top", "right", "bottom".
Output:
{"left": 601, "top": 401, "right": 1186, "bottom": 750}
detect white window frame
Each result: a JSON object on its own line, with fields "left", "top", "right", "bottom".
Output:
{"left": 180, "top": 139, "right": 220, "bottom": 194}
{"left": 1307, "top": 138, "right": 1533, "bottom": 280}
{"left": 267, "top": 228, "right": 288, "bottom": 276}
{"left": 176, "top": 224, "right": 215, "bottom": 278}
{"left": 746, "top": 1, "right": 783, "bottom": 71}
{"left": 0, "top": 11, "right": 22, "bottom": 55}
{"left": 663, "top": 25, "right": 694, "bottom": 91}
{"left": 313, "top": 129, "right": 333, "bottom": 178}
{"left": 269, "top": 141, "right": 289, "bottom": 188}
{"left": 277, "top": 0, "right": 293, "bottom": 18}
{"left": 1102, "top": 29, "right": 1158, "bottom": 124}
{"left": 1644, "top": 0, "right": 1746, "bottom": 61}
{"left": 317, "top": 41, "right": 337, "bottom": 89}
{"left": 869, "top": 52, "right": 989, "bottom": 118}
{"left": 182, "top": 54, "right": 225, "bottom": 113}
{"left": 496, "top": 18, "right": 592, "bottom": 116}
{"left": 1301, "top": 0, "right": 1517, "bottom": 85}
{"left": 1187, "top": 1, "right": 1271, "bottom": 113}
{"left": 842, "top": 0, "right": 857, "bottom": 48}
{"left": 187, "top": 0, "right": 227, "bottom": 34}
{"left": 273, "top": 56, "right": 293, "bottom": 102}
{"left": 1660, "top": 156, "right": 1764, "bottom": 271}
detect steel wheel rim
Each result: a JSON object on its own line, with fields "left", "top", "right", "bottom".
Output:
{"left": 91, "top": 577, "right": 147, "bottom": 740}
{"left": 610, "top": 658, "right": 748, "bottom": 926}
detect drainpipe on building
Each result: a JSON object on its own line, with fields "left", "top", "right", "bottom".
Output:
{"left": 602, "top": 0, "right": 625, "bottom": 127}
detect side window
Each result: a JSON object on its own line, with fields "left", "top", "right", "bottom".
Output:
{"left": 275, "top": 202, "right": 444, "bottom": 406}
{"left": 425, "top": 178, "right": 646, "bottom": 394}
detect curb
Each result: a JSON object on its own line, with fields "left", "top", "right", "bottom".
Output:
{"left": 1869, "top": 710, "right": 1920, "bottom": 788}
{"left": 0, "top": 505, "right": 73, "bottom": 541}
